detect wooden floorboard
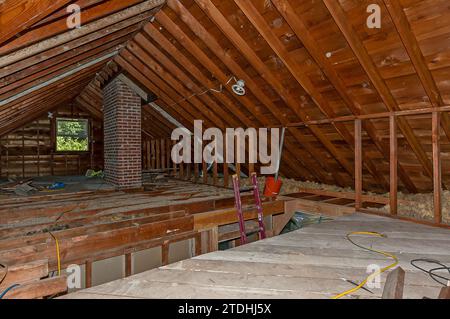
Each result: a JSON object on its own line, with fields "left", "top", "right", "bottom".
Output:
{"left": 62, "top": 213, "right": 450, "bottom": 299}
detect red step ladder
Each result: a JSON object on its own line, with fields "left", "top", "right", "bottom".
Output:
{"left": 232, "top": 173, "right": 267, "bottom": 245}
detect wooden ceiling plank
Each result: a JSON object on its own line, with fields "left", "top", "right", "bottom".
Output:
{"left": 31, "top": 0, "right": 106, "bottom": 28}
{"left": 127, "top": 40, "right": 227, "bottom": 128}
{"left": 122, "top": 46, "right": 219, "bottom": 128}
{"left": 271, "top": 0, "right": 417, "bottom": 192}
{"left": 75, "top": 95, "right": 103, "bottom": 120}
{"left": 123, "top": 43, "right": 305, "bottom": 179}
{"left": 148, "top": 14, "right": 320, "bottom": 182}
{"left": 156, "top": 10, "right": 328, "bottom": 181}
{"left": 0, "top": 79, "right": 92, "bottom": 135}
{"left": 233, "top": 0, "right": 388, "bottom": 191}
{"left": 383, "top": 0, "right": 450, "bottom": 145}
{"left": 116, "top": 50, "right": 309, "bottom": 180}
{"left": 0, "top": 62, "right": 103, "bottom": 117}
{"left": 134, "top": 33, "right": 241, "bottom": 128}
{"left": 1, "top": 0, "right": 148, "bottom": 54}
{"left": 0, "top": 13, "right": 149, "bottom": 79}
{"left": 142, "top": 108, "right": 174, "bottom": 137}
{"left": 143, "top": 23, "right": 253, "bottom": 128}
{"left": 114, "top": 54, "right": 196, "bottom": 131}
{"left": 143, "top": 104, "right": 177, "bottom": 132}
{"left": 432, "top": 112, "right": 442, "bottom": 224}
{"left": 0, "top": 45, "right": 121, "bottom": 101}
{"left": 0, "top": 51, "right": 116, "bottom": 107}
{"left": 323, "top": 0, "right": 434, "bottom": 183}
{"left": 161, "top": 3, "right": 340, "bottom": 185}
{"left": 0, "top": 0, "right": 162, "bottom": 68}
{"left": 0, "top": 0, "right": 72, "bottom": 46}
{"left": 0, "top": 31, "right": 131, "bottom": 92}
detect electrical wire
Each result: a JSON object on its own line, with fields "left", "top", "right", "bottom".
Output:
{"left": 411, "top": 258, "right": 450, "bottom": 287}
{"left": 0, "top": 263, "right": 7, "bottom": 286}
{"left": 332, "top": 231, "right": 398, "bottom": 299}
{"left": 168, "top": 76, "right": 238, "bottom": 108}
{"left": 48, "top": 232, "right": 61, "bottom": 276}
{"left": 0, "top": 284, "right": 20, "bottom": 299}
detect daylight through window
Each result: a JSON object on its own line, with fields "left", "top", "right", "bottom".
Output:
{"left": 56, "top": 118, "right": 89, "bottom": 152}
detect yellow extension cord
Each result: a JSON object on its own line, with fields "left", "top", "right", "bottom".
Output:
{"left": 332, "top": 231, "right": 399, "bottom": 299}
{"left": 49, "top": 232, "right": 61, "bottom": 276}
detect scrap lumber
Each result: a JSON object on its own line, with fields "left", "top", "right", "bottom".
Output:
{"left": 2, "top": 276, "right": 67, "bottom": 299}
{"left": 438, "top": 287, "right": 450, "bottom": 299}
{"left": 0, "top": 260, "right": 48, "bottom": 291}
{"left": 382, "top": 267, "right": 405, "bottom": 299}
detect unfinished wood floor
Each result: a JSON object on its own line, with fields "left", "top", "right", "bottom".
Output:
{"left": 63, "top": 213, "right": 450, "bottom": 299}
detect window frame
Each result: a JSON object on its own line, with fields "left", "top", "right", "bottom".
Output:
{"left": 54, "top": 117, "right": 91, "bottom": 154}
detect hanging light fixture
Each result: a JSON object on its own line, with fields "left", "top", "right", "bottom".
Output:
{"left": 231, "top": 79, "right": 246, "bottom": 96}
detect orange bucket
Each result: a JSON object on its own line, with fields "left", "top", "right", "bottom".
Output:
{"left": 264, "top": 176, "right": 283, "bottom": 198}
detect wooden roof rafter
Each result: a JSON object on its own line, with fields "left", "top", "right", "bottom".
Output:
{"left": 115, "top": 50, "right": 313, "bottom": 180}
{"left": 0, "top": 0, "right": 162, "bottom": 55}
{"left": 159, "top": 2, "right": 341, "bottom": 185}
{"left": 0, "top": 0, "right": 165, "bottom": 139}
{"left": 268, "top": 0, "right": 417, "bottom": 193}
{"left": 0, "top": 0, "right": 73, "bottom": 46}
{"left": 323, "top": 0, "right": 436, "bottom": 187}
{"left": 383, "top": 0, "right": 450, "bottom": 146}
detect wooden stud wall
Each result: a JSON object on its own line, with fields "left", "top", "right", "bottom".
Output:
{"left": 0, "top": 104, "right": 103, "bottom": 178}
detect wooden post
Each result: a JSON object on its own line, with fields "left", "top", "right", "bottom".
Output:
{"left": 249, "top": 162, "right": 255, "bottom": 175}
{"left": 202, "top": 159, "right": 208, "bottom": 184}
{"left": 438, "top": 287, "right": 450, "bottom": 299}
{"left": 37, "top": 122, "right": 40, "bottom": 176}
{"left": 166, "top": 138, "right": 171, "bottom": 170}
{"left": 194, "top": 232, "right": 202, "bottom": 257}
{"left": 22, "top": 126, "right": 25, "bottom": 178}
{"left": 156, "top": 139, "right": 161, "bottom": 169}
{"left": 223, "top": 146, "right": 229, "bottom": 187}
{"left": 194, "top": 163, "right": 199, "bottom": 182}
{"left": 389, "top": 116, "right": 398, "bottom": 216}
{"left": 213, "top": 161, "right": 218, "bottom": 186}
{"left": 186, "top": 163, "right": 191, "bottom": 181}
{"left": 125, "top": 253, "right": 132, "bottom": 277}
{"left": 0, "top": 136, "right": 2, "bottom": 178}
{"left": 161, "top": 139, "right": 166, "bottom": 169}
{"left": 208, "top": 227, "right": 219, "bottom": 252}
{"left": 179, "top": 161, "right": 184, "bottom": 179}
{"left": 223, "top": 162, "right": 229, "bottom": 188}
{"left": 151, "top": 140, "right": 156, "bottom": 169}
{"left": 172, "top": 140, "right": 177, "bottom": 176}
{"left": 235, "top": 162, "right": 241, "bottom": 180}
{"left": 147, "top": 140, "right": 151, "bottom": 170}
{"left": 382, "top": 267, "right": 405, "bottom": 299}
{"left": 432, "top": 112, "right": 442, "bottom": 224}
{"left": 354, "top": 119, "right": 362, "bottom": 210}
{"left": 51, "top": 153, "right": 54, "bottom": 176}
{"left": 85, "top": 261, "right": 92, "bottom": 288}
{"left": 161, "top": 242, "right": 169, "bottom": 266}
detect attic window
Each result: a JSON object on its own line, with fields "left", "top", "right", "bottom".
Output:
{"left": 56, "top": 118, "right": 89, "bottom": 152}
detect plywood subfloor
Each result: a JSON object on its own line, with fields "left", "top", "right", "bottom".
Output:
{"left": 62, "top": 214, "right": 450, "bottom": 299}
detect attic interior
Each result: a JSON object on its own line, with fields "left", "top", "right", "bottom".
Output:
{"left": 0, "top": 0, "right": 449, "bottom": 300}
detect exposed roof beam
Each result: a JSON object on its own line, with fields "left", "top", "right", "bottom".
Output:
{"left": 383, "top": 0, "right": 450, "bottom": 145}
{"left": 0, "top": 51, "right": 117, "bottom": 107}
{"left": 0, "top": 0, "right": 150, "bottom": 54}
{"left": 0, "top": 0, "right": 71, "bottom": 46}
{"left": 233, "top": 0, "right": 389, "bottom": 191}
{"left": 182, "top": 0, "right": 346, "bottom": 185}
{"left": 323, "top": 0, "right": 435, "bottom": 182}
{"left": 270, "top": 0, "right": 414, "bottom": 192}
{"left": 0, "top": 0, "right": 164, "bottom": 67}
{"left": 150, "top": 12, "right": 317, "bottom": 181}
